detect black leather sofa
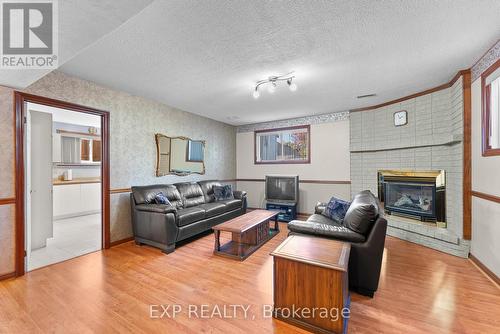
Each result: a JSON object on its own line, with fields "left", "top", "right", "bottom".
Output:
{"left": 287, "top": 190, "right": 387, "bottom": 297}
{"left": 130, "top": 181, "right": 247, "bottom": 254}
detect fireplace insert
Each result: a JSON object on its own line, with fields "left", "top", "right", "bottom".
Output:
{"left": 378, "top": 170, "right": 445, "bottom": 222}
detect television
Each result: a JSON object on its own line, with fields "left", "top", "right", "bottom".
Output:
{"left": 265, "top": 175, "right": 299, "bottom": 204}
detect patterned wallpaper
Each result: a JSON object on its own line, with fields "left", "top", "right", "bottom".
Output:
{"left": 471, "top": 39, "right": 500, "bottom": 82}
{"left": 24, "top": 71, "right": 237, "bottom": 242}
{"left": 237, "top": 111, "right": 349, "bottom": 133}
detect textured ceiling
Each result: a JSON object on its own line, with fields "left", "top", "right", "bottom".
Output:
{"left": 0, "top": 0, "right": 154, "bottom": 88}
{"left": 57, "top": 0, "right": 500, "bottom": 125}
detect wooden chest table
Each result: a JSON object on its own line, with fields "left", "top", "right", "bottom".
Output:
{"left": 271, "top": 235, "right": 351, "bottom": 334}
{"left": 212, "top": 209, "right": 279, "bottom": 260}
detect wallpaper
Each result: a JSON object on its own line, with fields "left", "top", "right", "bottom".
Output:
{"left": 0, "top": 71, "right": 236, "bottom": 250}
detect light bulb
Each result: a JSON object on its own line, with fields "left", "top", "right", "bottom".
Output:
{"left": 253, "top": 89, "right": 260, "bottom": 99}
{"left": 268, "top": 83, "right": 276, "bottom": 94}
{"left": 287, "top": 78, "right": 297, "bottom": 92}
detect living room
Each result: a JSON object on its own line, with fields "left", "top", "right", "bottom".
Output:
{"left": 0, "top": 1, "right": 499, "bottom": 333}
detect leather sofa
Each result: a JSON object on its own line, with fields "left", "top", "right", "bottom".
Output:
{"left": 287, "top": 190, "right": 387, "bottom": 297}
{"left": 130, "top": 180, "right": 247, "bottom": 254}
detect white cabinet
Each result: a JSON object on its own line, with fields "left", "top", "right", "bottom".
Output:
{"left": 53, "top": 183, "right": 101, "bottom": 219}
{"left": 81, "top": 183, "right": 101, "bottom": 212}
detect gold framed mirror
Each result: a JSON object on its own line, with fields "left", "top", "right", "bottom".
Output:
{"left": 155, "top": 134, "right": 206, "bottom": 176}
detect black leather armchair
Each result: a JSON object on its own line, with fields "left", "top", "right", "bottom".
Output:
{"left": 130, "top": 181, "right": 247, "bottom": 254}
{"left": 288, "top": 191, "right": 387, "bottom": 297}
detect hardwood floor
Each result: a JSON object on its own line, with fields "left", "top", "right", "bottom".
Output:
{"left": 1, "top": 223, "right": 499, "bottom": 333}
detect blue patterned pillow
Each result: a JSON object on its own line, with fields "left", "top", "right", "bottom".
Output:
{"left": 213, "top": 185, "right": 234, "bottom": 201}
{"left": 322, "top": 196, "right": 351, "bottom": 223}
{"left": 154, "top": 192, "right": 171, "bottom": 205}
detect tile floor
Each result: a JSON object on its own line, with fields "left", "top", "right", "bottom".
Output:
{"left": 28, "top": 214, "right": 102, "bottom": 271}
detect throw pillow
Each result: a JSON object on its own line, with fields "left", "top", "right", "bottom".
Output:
{"left": 213, "top": 185, "right": 234, "bottom": 201}
{"left": 322, "top": 196, "right": 351, "bottom": 223}
{"left": 154, "top": 192, "right": 171, "bottom": 205}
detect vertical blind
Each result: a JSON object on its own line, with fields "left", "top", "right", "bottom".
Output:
{"left": 489, "top": 76, "right": 500, "bottom": 148}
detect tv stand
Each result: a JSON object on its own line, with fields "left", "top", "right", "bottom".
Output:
{"left": 266, "top": 202, "right": 297, "bottom": 222}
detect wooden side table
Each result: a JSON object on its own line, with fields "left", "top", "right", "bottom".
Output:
{"left": 271, "top": 235, "right": 351, "bottom": 334}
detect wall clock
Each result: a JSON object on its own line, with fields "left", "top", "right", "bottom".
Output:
{"left": 394, "top": 110, "right": 407, "bottom": 127}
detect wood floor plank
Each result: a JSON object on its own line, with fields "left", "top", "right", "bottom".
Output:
{"left": 1, "top": 223, "right": 499, "bottom": 333}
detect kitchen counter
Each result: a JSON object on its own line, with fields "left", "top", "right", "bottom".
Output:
{"left": 53, "top": 177, "right": 101, "bottom": 186}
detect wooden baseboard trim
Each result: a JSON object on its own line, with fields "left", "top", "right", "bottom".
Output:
{"left": 469, "top": 254, "right": 500, "bottom": 287}
{"left": 110, "top": 237, "right": 134, "bottom": 247}
{"left": 472, "top": 190, "right": 500, "bottom": 204}
{"left": 0, "top": 197, "right": 16, "bottom": 205}
{"left": 0, "top": 272, "right": 16, "bottom": 281}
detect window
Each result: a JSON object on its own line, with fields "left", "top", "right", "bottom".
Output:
{"left": 255, "top": 125, "right": 310, "bottom": 164}
{"left": 186, "top": 140, "right": 204, "bottom": 162}
{"left": 482, "top": 59, "right": 500, "bottom": 156}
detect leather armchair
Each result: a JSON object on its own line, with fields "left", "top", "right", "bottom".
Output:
{"left": 288, "top": 191, "right": 387, "bottom": 297}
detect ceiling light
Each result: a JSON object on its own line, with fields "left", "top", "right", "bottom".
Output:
{"left": 253, "top": 88, "right": 260, "bottom": 99}
{"left": 252, "top": 72, "right": 296, "bottom": 98}
{"left": 287, "top": 78, "right": 297, "bottom": 92}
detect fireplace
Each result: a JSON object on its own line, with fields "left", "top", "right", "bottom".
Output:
{"left": 378, "top": 170, "right": 446, "bottom": 223}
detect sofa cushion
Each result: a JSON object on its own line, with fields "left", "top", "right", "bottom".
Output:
{"left": 132, "top": 185, "right": 183, "bottom": 209}
{"left": 176, "top": 207, "right": 206, "bottom": 227}
{"left": 343, "top": 190, "right": 380, "bottom": 235}
{"left": 198, "top": 202, "right": 227, "bottom": 218}
{"left": 307, "top": 214, "right": 337, "bottom": 226}
{"left": 218, "top": 198, "right": 242, "bottom": 211}
{"left": 288, "top": 220, "right": 366, "bottom": 243}
{"left": 175, "top": 182, "right": 206, "bottom": 208}
{"left": 197, "top": 180, "right": 222, "bottom": 203}
{"left": 322, "top": 197, "right": 351, "bottom": 223}
{"left": 213, "top": 184, "right": 234, "bottom": 201}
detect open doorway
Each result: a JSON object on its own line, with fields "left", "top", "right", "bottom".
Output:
{"left": 26, "top": 103, "right": 102, "bottom": 270}
{"left": 15, "top": 92, "right": 110, "bottom": 276}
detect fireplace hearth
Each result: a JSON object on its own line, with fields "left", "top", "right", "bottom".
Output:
{"left": 378, "top": 170, "right": 446, "bottom": 223}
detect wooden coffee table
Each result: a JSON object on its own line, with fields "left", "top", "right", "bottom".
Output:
{"left": 271, "top": 235, "right": 351, "bottom": 334}
{"left": 212, "top": 209, "right": 279, "bottom": 260}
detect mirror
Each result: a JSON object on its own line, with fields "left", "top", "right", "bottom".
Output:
{"left": 155, "top": 134, "right": 205, "bottom": 176}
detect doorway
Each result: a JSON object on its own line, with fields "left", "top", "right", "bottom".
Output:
{"left": 15, "top": 92, "right": 110, "bottom": 276}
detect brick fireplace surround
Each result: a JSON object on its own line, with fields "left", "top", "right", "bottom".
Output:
{"left": 350, "top": 76, "right": 470, "bottom": 257}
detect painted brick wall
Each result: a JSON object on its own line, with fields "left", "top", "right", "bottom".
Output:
{"left": 350, "top": 77, "right": 464, "bottom": 239}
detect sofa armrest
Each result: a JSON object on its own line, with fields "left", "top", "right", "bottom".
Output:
{"left": 233, "top": 190, "right": 247, "bottom": 200}
{"left": 288, "top": 220, "right": 366, "bottom": 243}
{"left": 135, "top": 203, "right": 177, "bottom": 214}
{"left": 315, "top": 202, "right": 327, "bottom": 214}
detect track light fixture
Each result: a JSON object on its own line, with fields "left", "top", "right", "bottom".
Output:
{"left": 252, "top": 72, "right": 297, "bottom": 99}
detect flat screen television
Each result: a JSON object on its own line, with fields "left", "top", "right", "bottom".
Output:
{"left": 265, "top": 175, "right": 299, "bottom": 204}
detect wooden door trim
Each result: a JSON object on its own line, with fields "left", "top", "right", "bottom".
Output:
{"left": 14, "top": 92, "right": 111, "bottom": 277}
{"left": 462, "top": 70, "right": 472, "bottom": 240}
